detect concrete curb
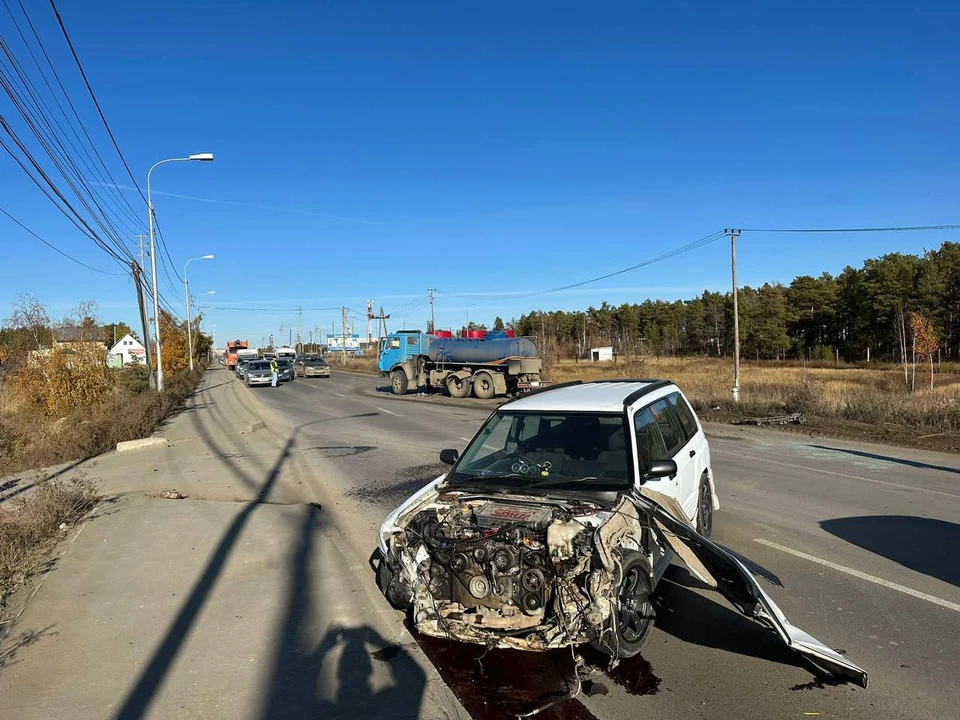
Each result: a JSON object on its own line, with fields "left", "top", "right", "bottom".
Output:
{"left": 115, "top": 437, "right": 167, "bottom": 453}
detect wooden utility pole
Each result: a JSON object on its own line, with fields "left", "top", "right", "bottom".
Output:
{"left": 132, "top": 262, "right": 155, "bottom": 386}
{"left": 726, "top": 229, "right": 742, "bottom": 403}
{"left": 428, "top": 289, "right": 436, "bottom": 334}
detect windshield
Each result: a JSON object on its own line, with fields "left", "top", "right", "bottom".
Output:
{"left": 305, "top": 359, "right": 328, "bottom": 366}
{"left": 249, "top": 361, "right": 270, "bottom": 370}
{"left": 448, "top": 411, "right": 630, "bottom": 490}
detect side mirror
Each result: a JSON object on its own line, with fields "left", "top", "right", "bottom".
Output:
{"left": 642, "top": 459, "right": 677, "bottom": 482}
{"left": 439, "top": 448, "right": 459, "bottom": 466}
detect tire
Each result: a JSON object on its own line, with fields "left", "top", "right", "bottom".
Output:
{"left": 446, "top": 375, "right": 471, "bottom": 399}
{"left": 472, "top": 372, "right": 496, "bottom": 400}
{"left": 390, "top": 369, "right": 408, "bottom": 395}
{"left": 589, "top": 550, "right": 654, "bottom": 659}
{"left": 696, "top": 474, "right": 714, "bottom": 538}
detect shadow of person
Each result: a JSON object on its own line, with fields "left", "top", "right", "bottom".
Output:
{"left": 821, "top": 515, "right": 960, "bottom": 587}
{"left": 280, "top": 624, "right": 427, "bottom": 720}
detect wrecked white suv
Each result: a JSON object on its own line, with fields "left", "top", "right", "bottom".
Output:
{"left": 374, "top": 380, "right": 867, "bottom": 686}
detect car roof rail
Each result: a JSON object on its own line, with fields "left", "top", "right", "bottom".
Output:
{"left": 588, "top": 378, "right": 667, "bottom": 384}
{"left": 622, "top": 379, "right": 673, "bottom": 408}
{"left": 499, "top": 379, "right": 583, "bottom": 406}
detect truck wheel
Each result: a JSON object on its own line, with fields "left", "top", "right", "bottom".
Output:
{"left": 472, "top": 372, "right": 496, "bottom": 399}
{"left": 390, "top": 369, "right": 408, "bottom": 395}
{"left": 447, "top": 375, "right": 471, "bottom": 398}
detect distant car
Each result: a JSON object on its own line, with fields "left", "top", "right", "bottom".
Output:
{"left": 278, "top": 359, "right": 295, "bottom": 383}
{"left": 236, "top": 359, "right": 252, "bottom": 379}
{"left": 296, "top": 357, "right": 331, "bottom": 378}
{"left": 244, "top": 360, "right": 273, "bottom": 387}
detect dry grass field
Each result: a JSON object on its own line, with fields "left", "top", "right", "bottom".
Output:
{"left": 548, "top": 356, "right": 960, "bottom": 445}
{"left": 341, "top": 353, "right": 960, "bottom": 449}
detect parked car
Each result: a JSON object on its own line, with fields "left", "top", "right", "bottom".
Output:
{"left": 295, "top": 357, "right": 331, "bottom": 378}
{"left": 278, "top": 358, "right": 295, "bottom": 383}
{"left": 235, "top": 359, "right": 252, "bottom": 380}
{"left": 244, "top": 360, "right": 273, "bottom": 387}
{"left": 372, "top": 379, "right": 867, "bottom": 687}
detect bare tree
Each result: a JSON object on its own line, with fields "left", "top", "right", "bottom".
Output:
{"left": 910, "top": 313, "right": 939, "bottom": 390}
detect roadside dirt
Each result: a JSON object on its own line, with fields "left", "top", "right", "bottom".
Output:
{"left": 699, "top": 409, "right": 960, "bottom": 455}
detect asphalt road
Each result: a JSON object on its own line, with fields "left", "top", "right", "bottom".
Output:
{"left": 247, "top": 368, "right": 960, "bottom": 720}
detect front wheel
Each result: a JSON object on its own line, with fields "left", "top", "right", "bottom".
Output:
{"left": 589, "top": 550, "right": 654, "bottom": 659}
{"left": 696, "top": 474, "right": 714, "bottom": 538}
{"left": 390, "top": 369, "right": 408, "bottom": 395}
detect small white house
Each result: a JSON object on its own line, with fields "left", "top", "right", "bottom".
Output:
{"left": 589, "top": 346, "right": 614, "bottom": 362}
{"left": 109, "top": 333, "right": 146, "bottom": 366}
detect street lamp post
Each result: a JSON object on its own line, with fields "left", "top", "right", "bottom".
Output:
{"left": 184, "top": 256, "right": 214, "bottom": 371}
{"left": 147, "top": 152, "right": 214, "bottom": 391}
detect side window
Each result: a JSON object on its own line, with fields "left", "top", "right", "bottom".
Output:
{"left": 648, "top": 399, "right": 686, "bottom": 456}
{"left": 669, "top": 392, "right": 699, "bottom": 441}
{"left": 633, "top": 408, "right": 667, "bottom": 472}
{"left": 388, "top": 338, "right": 401, "bottom": 349}
{"left": 407, "top": 336, "right": 418, "bottom": 346}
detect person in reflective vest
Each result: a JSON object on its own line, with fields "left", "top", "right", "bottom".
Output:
{"left": 270, "top": 358, "right": 280, "bottom": 387}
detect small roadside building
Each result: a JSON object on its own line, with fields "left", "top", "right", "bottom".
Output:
{"left": 108, "top": 333, "right": 146, "bottom": 367}
{"left": 589, "top": 346, "right": 614, "bottom": 362}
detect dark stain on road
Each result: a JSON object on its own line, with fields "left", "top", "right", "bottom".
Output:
{"left": 303, "top": 445, "right": 376, "bottom": 458}
{"left": 580, "top": 647, "right": 662, "bottom": 696}
{"left": 346, "top": 463, "right": 448, "bottom": 507}
{"left": 791, "top": 676, "right": 841, "bottom": 691}
{"left": 409, "top": 629, "right": 599, "bottom": 720}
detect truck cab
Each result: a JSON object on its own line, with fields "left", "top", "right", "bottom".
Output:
{"left": 378, "top": 331, "right": 431, "bottom": 374}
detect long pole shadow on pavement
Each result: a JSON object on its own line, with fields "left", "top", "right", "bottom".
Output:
{"left": 258, "top": 491, "right": 427, "bottom": 720}
{"left": 112, "top": 380, "right": 380, "bottom": 720}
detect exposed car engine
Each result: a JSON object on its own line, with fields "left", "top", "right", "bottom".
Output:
{"left": 388, "top": 495, "right": 609, "bottom": 647}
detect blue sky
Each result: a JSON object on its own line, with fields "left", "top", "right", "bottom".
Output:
{"left": 1, "top": 1, "right": 958, "bottom": 346}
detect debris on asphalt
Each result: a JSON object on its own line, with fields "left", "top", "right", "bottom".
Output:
{"left": 159, "top": 490, "right": 184, "bottom": 500}
{"left": 735, "top": 412, "right": 806, "bottom": 426}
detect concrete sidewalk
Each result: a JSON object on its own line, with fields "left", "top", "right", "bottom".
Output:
{"left": 0, "top": 370, "right": 466, "bottom": 720}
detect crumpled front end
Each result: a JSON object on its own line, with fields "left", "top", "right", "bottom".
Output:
{"left": 381, "top": 492, "right": 639, "bottom": 652}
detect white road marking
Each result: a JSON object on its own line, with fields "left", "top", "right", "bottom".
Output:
{"left": 754, "top": 538, "right": 960, "bottom": 614}
{"left": 336, "top": 393, "right": 347, "bottom": 398}
{"left": 459, "top": 437, "right": 471, "bottom": 442}
{"left": 376, "top": 406, "right": 402, "bottom": 417}
{"left": 713, "top": 448, "right": 960, "bottom": 499}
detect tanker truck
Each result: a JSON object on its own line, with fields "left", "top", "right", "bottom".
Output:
{"left": 378, "top": 330, "right": 545, "bottom": 399}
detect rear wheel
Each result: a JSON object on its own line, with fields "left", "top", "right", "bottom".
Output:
{"left": 590, "top": 551, "right": 654, "bottom": 659}
{"left": 447, "top": 375, "right": 471, "bottom": 398}
{"left": 696, "top": 474, "right": 713, "bottom": 537}
{"left": 472, "top": 372, "right": 496, "bottom": 399}
{"left": 390, "top": 369, "right": 408, "bottom": 395}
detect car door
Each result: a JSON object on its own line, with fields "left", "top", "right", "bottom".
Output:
{"left": 667, "top": 390, "right": 709, "bottom": 499}
{"left": 646, "top": 397, "right": 699, "bottom": 522}
{"left": 631, "top": 406, "right": 679, "bottom": 500}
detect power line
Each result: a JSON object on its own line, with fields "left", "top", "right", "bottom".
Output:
{"left": 741, "top": 224, "right": 960, "bottom": 233}
{"left": 9, "top": 0, "right": 144, "bottom": 228}
{"left": 439, "top": 230, "right": 727, "bottom": 302}
{"left": 0, "top": 203, "right": 121, "bottom": 274}
{"left": 46, "top": 0, "right": 148, "bottom": 206}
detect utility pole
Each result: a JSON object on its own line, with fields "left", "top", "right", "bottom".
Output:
{"left": 134, "top": 236, "right": 156, "bottom": 387}
{"left": 726, "top": 228, "right": 742, "bottom": 403}
{"left": 296, "top": 305, "right": 302, "bottom": 355}
{"left": 428, "top": 289, "right": 436, "bottom": 334}
{"left": 341, "top": 306, "right": 348, "bottom": 365}
{"left": 132, "top": 262, "right": 154, "bottom": 382}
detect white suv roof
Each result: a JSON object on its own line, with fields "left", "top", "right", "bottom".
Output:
{"left": 504, "top": 380, "right": 675, "bottom": 414}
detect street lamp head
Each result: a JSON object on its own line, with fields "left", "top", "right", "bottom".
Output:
{"left": 201, "top": 254, "right": 215, "bottom": 259}
{"left": 188, "top": 153, "right": 215, "bottom": 162}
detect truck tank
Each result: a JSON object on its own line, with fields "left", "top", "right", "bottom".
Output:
{"left": 427, "top": 337, "right": 539, "bottom": 364}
